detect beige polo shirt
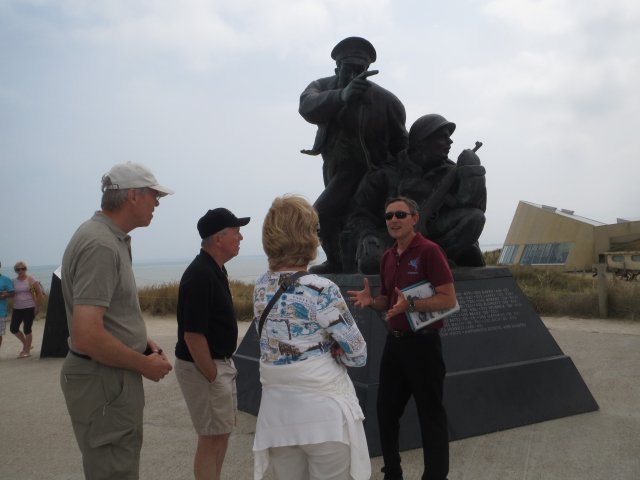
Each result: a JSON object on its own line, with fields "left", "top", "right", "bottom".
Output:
{"left": 61, "top": 211, "right": 147, "bottom": 354}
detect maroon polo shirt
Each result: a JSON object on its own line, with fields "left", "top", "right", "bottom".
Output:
{"left": 379, "top": 233, "right": 453, "bottom": 331}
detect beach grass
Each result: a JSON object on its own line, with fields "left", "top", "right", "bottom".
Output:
{"left": 484, "top": 248, "right": 640, "bottom": 318}
{"left": 135, "top": 267, "right": 639, "bottom": 321}
{"left": 137, "top": 280, "right": 255, "bottom": 321}
{"left": 137, "top": 282, "right": 180, "bottom": 317}
{"left": 22, "top": 250, "right": 640, "bottom": 321}
{"left": 510, "top": 266, "right": 600, "bottom": 318}
{"left": 483, "top": 248, "right": 501, "bottom": 265}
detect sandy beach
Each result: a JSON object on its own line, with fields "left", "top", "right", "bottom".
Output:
{"left": 1, "top": 315, "right": 639, "bottom": 480}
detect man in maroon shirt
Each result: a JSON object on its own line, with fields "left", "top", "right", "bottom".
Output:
{"left": 349, "top": 196, "right": 457, "bottom": 480}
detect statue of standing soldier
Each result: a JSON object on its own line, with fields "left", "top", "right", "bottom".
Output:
{"left": 299, "top": 37, "right": 487, "bottom": 272}
{"left": 299, "top": 36, "right": 408, "bottom": 273}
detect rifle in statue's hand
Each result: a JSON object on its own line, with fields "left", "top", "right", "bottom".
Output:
{"left": 420, "top": 141, "right": 483, "bottom": 224}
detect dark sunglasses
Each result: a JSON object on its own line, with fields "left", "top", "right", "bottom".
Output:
{"left": 15, "top": 267, "right": 26, "bottom": 272}
{"left": 384, "top": 211, "right": 414, "bottom": 221}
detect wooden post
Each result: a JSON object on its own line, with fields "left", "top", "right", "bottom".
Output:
{"left": 593, "top": 263, "right": 608, "bottom": 318}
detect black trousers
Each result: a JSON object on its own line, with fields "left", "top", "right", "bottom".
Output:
{"left": 377, "top": 331, "right": 449, "bottom": 480}
{"left": 10, "top": 307, "right": 35, "bottom": 335}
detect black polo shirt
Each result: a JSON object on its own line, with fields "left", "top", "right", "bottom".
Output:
{"left": 175, "top": 249, "right": 239, "bottom": 361}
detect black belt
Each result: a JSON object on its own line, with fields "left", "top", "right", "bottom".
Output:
{"left": 71, "top": 348, "right": 158, "bottom": 361}
{"left": 69, "top": 349, "right": 92, "bottom": 360}
{"left": 389, "top": 329, "right": 438, "bottom": 338}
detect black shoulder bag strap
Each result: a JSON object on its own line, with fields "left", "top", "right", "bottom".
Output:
{"left": 257, "top": 271, "right": 307, "bottom": 338}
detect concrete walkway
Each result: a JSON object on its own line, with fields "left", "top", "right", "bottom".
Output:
{"left": 1, "top": 316, "right": 638, "bottom": 479}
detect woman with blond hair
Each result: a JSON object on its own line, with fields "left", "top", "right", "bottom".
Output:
{"left": 252, "top": 195, "right": 370, "bottom": 480}
{"left": 11, "top": 261, "right": 42, "bottom": 358}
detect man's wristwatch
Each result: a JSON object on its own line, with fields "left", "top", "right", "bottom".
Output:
{"left": 408, "top": 298, "right": 416, "bottom": 313}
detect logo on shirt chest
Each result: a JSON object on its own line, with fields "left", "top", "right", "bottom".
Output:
{"left": 408, "top": 257, "right": 420, "bottom": 275}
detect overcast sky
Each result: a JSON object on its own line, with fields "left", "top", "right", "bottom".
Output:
{"left": 1, "top": 0, "right": 638, "bottom": 267}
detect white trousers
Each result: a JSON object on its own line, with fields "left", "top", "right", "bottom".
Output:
{"left": 268, "top": 441, "right": 352, "bottom": 480}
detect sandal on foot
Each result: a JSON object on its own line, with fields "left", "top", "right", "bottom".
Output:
{"left": 17, "top": 352, "right": 31, "bottom": 359}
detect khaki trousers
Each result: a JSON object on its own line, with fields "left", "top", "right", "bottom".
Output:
{"left": 60, "top": 353, "right": 145, "bottom": 480}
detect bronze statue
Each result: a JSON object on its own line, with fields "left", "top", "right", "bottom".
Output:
{"left": 346, "top": 115, "right": 487, "bottom": 271}
{"left": 397, "top": 114, "right": 487, "bottom": 266}
{"left": 299, "top": 37, "right": 486, "bottom": 272}
{"left": 299, "top": 36, "right": 408, "bottom": 273}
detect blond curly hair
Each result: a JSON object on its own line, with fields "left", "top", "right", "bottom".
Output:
{"left": 262, "top": 195, "right": 320, "bottom": 270}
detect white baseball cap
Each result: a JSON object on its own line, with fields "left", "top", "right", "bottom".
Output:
{"left": 103, "top": 162, "right": 174, "bottom": 196}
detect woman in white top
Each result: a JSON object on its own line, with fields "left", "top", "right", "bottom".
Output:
{"left": 252, "top": 195, "right": 370, "bottom": 480}
{"left": 11, "top": 261, "right": 42, "bottom": 358}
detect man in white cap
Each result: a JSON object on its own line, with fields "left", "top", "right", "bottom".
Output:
{"left": 60, "top": 162, "right": 174, "bottom": 480}
{"left": 174, "top": 208, "right": 250, "bottom": 480}
{"left": 299, "top": 36, "right": 408, "bottom": 273}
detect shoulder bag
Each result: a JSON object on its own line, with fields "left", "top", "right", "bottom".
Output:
{"left": 257, "top": 271, "right": 308, "bottom": 338}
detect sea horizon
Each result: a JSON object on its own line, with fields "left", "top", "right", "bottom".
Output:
{"left": 10, "top": 255, "right": 273, "bottom": 292}
{"left": 10, "top": 243, "right": 504, "bottom": 292}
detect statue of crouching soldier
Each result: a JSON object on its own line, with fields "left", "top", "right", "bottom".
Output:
{"left": 397, "top": 114, "right": 487, "bottom": 267}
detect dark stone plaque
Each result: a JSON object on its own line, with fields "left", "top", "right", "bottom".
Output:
{"left": 234, "top": 267, "right": 598, "bottom": 457}
{"left": 40, "top": 272, "right": 69, "bottom": 358}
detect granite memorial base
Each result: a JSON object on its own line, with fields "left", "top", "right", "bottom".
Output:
{"left": 234, "top": 267, "right": 598, "bottom": 457}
